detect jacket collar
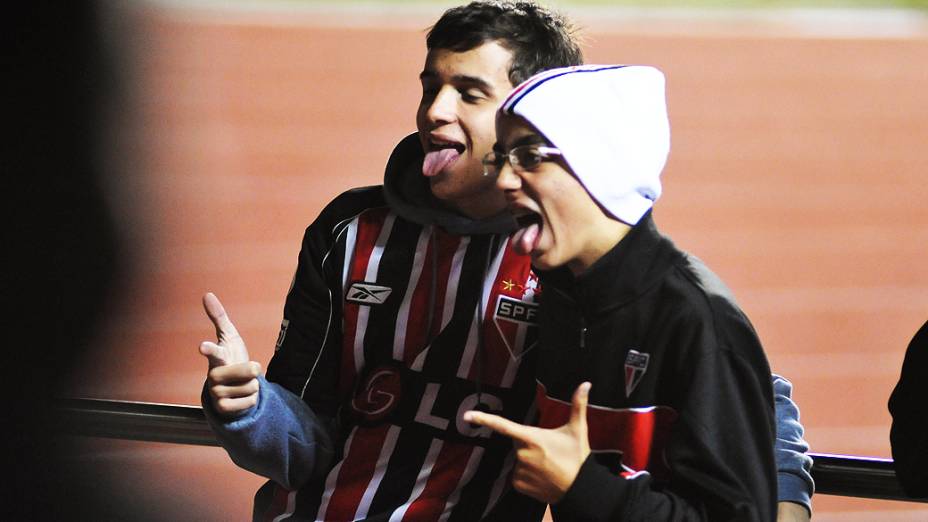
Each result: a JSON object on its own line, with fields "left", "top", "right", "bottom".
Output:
{"left": 540, "top": 211, "right": 677, "bottom": 316}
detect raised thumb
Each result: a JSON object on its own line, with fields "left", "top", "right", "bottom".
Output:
{"left": 569, "top": 382, "right": 591, "bottom": 430}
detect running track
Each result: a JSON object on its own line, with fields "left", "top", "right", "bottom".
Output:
{"left": 70, "top": 3, "right": 928, "bottom": 520}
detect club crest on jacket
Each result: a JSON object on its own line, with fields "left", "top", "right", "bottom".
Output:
{"left": 624, "top": 349, "right": 650, "bottom": 397}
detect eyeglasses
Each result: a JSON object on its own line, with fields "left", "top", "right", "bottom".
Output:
{"left": 482, "top": 145, "right": 562, "bottom": 177}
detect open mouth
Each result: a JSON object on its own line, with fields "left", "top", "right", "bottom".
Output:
{"left": 511, "top": 210, "right": 542, "bottom": 256}
{"left": 428, "top": 139, "right": 465, "bottom": 154}
{"left": 515, "top": 211, "right": 542, "bottom": 229}
{"left": 423, "top": 140, "right": 465, "bottom": 178}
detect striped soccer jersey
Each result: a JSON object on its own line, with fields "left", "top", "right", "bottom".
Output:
{"left": 260, "top": 186, "right": 543, "bottom": 521}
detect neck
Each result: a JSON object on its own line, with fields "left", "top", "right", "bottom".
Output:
{"left": 445, "top": 191, "right": 507, "bottom": 221}
{"left": 567, "top": 218, "right": 632, "bottom": 276}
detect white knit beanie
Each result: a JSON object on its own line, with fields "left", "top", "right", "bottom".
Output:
{"left": 500, "top": 65, "right": 670, "bottom": 226}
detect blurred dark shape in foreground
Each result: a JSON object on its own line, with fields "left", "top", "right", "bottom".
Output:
{"left": 5, "top": 2, "right": 180, "bottom": 520}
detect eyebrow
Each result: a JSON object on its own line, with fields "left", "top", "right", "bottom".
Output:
{"left": 419, "top": 70, "right": 495, "bottom": 93}
{"left": 508, "top": 134, "right": 547, "bottom": 149}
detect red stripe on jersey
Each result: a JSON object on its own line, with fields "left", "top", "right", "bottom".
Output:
{"left": 400, "top": 232, "right": 431, "bottom": 363}
{"left": 430, "top": 228, "right": 462, "bottom": 337}
{"left": 340, "top": 207, "right": 391, "bottom": 397}
{"left": 403, "top": 229, "right": 459, "bottom": 363}
{"left": 471, "top": 247, "right": 538, "bottom": 386}
{"left": 400, "top": 442, "right": 475, "bottom": 521}
{"left": 535, "top": 383, "right": 678, "bottom": 480}
{"left": 322, "top": 424, "right": 393, "bottom": 520}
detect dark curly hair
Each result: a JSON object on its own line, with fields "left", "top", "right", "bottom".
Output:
{"left": 426, "top": 1, "right": 584, "bottom": 87}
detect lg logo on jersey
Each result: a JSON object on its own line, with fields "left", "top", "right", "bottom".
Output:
{"left": 351, "top": 365, "right": 504, "bottom": 439}
{"left": 416, "top": 383, "right": 503, "bottom": 438}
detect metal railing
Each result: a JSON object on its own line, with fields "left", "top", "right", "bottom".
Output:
{"left": 57, "top": 397, "right": 927, "bottom": 503}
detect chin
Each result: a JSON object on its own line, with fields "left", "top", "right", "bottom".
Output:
{"left": 428, "top": 175, "right": 455, "bottom": 200}
{"left": 532, "top": 247, "right": 572, "bottom": 272}
{"left": 530, "top": 253, "right": 555, "bottom": 271}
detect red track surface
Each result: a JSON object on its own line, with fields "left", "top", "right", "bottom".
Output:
{"left": 72, "top": 4, "right": 928, "bottom": 520}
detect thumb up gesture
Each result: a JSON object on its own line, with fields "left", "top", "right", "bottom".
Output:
{"left": 463, "top": 382, "right": 592, "bottom": 503}
{"left": 199, "top": 292, "right": 261, "bottom": 418}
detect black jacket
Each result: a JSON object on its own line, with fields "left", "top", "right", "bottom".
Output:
{"left": 889, "top": 319, "right": 928, "bottom": 497}
{"left": 534, "top": 212, "right": 777, "bottom": 521}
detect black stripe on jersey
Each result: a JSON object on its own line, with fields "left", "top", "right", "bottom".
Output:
{"left": 444, "top": 442, "right": 511, "bottom": 522}
{"left": 364, "top": 427, "right": 434, "bottom": 520}
{"left": 361, "top": 217, "right": 423, "bottom": 369}
{"left": 420, "top": 234, "right": 495, "bottom": 379}
{"left": 499, "top": 343, "right": 540, "bottom": 419}
{"left": 448, "top": 357, "right": 540, "bottom": 521}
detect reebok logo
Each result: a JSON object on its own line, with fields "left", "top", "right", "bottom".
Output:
{"left": 346, "top": 282, "right": 392, "bottom": 305}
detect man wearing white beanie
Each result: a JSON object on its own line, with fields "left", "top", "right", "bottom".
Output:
{"left": 466, "top": 65, "right": 780, "bottom": 521}
{"left": 195, "top": 2, "right": 810, "bottom": 519}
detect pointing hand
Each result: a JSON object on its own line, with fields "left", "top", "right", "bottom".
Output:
{"left": 199, "top": 292, "right": 261, "bottom": 418}
{"left": 463, "top": 382, "right": 592, "bottom": 503}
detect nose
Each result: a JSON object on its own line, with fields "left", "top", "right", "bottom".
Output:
{"left": 495, "top": 161, "right": 522, "bottom": 193}
{"left": 424, "top": 86, "right": 458, "bottom": 125}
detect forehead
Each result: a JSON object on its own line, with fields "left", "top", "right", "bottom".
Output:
{"left": 495, "top": 113, "right": 546, "bottom": 149}
{"left": 421, "top": 41, "right": 514, "bottom": 89}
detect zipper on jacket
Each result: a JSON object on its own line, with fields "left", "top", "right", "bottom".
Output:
{"left": 551, "top": 284, "right": 588, "bottom": 350}
{"left": 579, "top": 317, "right": 587, "bottom": 349}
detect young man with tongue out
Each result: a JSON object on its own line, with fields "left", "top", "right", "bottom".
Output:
{"left": 197, "top": 2, "right": 811, "bottom": 521}
{"left": 199, "top": 3, "right": 586, "bottom": 521}
{"left": 464, "top": 65, "right": 788, "bottom": 521}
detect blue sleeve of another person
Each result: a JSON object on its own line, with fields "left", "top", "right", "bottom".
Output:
{"left": 202, "top": 376, "right": 336, "bottom": 490}
{"left": 773, "top": 374, "right": 814, "bottom": 513}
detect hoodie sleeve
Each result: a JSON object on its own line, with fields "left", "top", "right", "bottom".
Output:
{"left": 203, "top": 377, "right": 336, "bottom": 489}
{"left": 553, "top": 312, "right": 777, "bottom": 521}
{"left": 772, "top": 374, "right": 814, "bottom": 512}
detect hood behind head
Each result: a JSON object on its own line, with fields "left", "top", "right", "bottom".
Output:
{"left": 383, "top": 133, "right": 517, "bottom": 236}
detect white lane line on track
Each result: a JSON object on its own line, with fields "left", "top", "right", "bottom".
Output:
{"left": 138, "top": 0, "right": 928, "bottom": 39}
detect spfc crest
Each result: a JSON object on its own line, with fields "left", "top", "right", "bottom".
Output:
{"left": 493, "top": 295, "right": 539, "bottom": 360}
{"left": 624, "top": 349, "right": 650, "bottom": 397}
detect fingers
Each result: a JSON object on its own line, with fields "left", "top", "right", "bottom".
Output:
{"left": 199, "top": 341, "right": 226, "bottom": 368}
{"left": 214, "top": 394, "right": 259, "bottom": 417}
{"left": 200, "top": 292, "right": 250, "bottom": 365}
{"left": 463, "top": 410, "right": 532, "bottom": 443}
{"left": 207, "top": 361, "right": 262, "bottom": 387}
{"left": 569, "top": 382, "right": 591, "bottom": 428}
{"left": 203, "top": 292, "right": 240, "bottom": 341}
{"left": 210, "top": 378, "right": 260, "bottom": 400}
{"left": 207, "top": 361, "right": 261, "bottom": 417}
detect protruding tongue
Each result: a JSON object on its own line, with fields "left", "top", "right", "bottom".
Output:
{"left": 511, "top": 222, "right": 540, "bottom": 256}
{"left": 422, "top": 148, "right": 461, "bottom": 177}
